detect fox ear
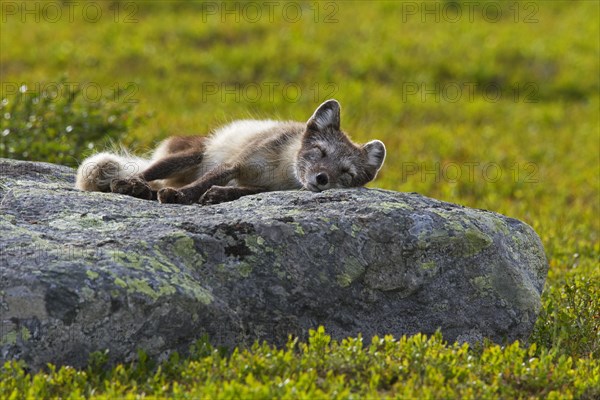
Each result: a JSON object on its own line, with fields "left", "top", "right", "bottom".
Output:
{"left": 363, "top": 140, "right": 386, "bottom": 172}
{"left": 307, "top": 99, "right": 341, "bottom": 132}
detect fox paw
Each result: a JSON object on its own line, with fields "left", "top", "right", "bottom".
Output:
{"left": 158, "top": 187, "right": 192, "bottom": 204}
{"left": 110, "top": 177, "right": 153, "bottom": 200}
{"left": 199, "top": 186, "right": 229, "bottom": 205}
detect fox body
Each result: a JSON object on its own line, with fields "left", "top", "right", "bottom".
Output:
{"left": 76, "top": 100, "right": 386, "bottom": 205}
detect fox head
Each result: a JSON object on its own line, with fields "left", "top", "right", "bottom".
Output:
{"left": 295, "top": 99, "right": 386, "bottom": 192}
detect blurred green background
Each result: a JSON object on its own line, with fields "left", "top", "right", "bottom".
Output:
{"left": 1, "top": 0, "right": 598, "bottom": 397}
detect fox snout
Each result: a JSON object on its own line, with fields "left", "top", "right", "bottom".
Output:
{"left": 305, "top": 171, "right": 330, "bottom": 192}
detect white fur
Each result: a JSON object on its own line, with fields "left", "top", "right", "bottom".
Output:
{"left": 75, "top": 151, "right": 150, "bottom": 191}
{"left": 202, "top": 119, "right": 304, "bottom": 190}
{"left": 202, "top": 119, "right": 281, "bottom": 166}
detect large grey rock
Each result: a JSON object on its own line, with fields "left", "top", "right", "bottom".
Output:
{"left": 0, "top": 158, "right": 548, "bottom": 369}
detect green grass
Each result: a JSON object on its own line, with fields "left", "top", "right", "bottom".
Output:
{"left": 1, "top": 0, "right": 598, "bottom": 398}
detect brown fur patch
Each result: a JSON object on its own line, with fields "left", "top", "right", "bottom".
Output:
{"left": 162, "top": 136, "right": 206, "bottom": 155}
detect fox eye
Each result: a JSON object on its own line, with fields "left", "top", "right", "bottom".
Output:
{"left": 340, "top": 167, "right": 355, "bottom": 178}
{"left": 314, "top": 146, "right": 326, "bottom": 157}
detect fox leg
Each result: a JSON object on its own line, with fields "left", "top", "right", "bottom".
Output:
{"left": 141, "top": 151, "right": 204, "bottom": 182}
{"left": 157, "top": 164, "right": 239, "bottom": 205}
{"left": 199, "top": 186, "right": 266, "bottom": 205}
{"left": 111, "top": 150, "right": 204, "bottom": 200}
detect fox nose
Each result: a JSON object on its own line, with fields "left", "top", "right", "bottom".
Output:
{"left": 316, "top": 173, "right": 329, "bottom": 186}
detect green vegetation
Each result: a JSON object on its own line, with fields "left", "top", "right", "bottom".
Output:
{"left": 2, "top": 329, "right": 599, "bottom": 399}
{"left": 0, "top": 0, "right": 598, "bottom": 398}
{"left": 0, "top": 78, "right": 145, "bottom": 166}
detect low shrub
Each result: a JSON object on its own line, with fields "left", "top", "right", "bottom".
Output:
{"left": 1, "top": 328, "right": 598, "bottom": 399}
{"left": 0, "top": 78, "right": 145, "bottom": 167}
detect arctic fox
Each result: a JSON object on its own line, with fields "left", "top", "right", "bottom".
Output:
{"left": 75, "top": 99, "right": 386, "bottom": 205}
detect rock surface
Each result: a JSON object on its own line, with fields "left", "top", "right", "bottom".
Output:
{"left": 0, "top": 158, "right": 548, "bottom": 369}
